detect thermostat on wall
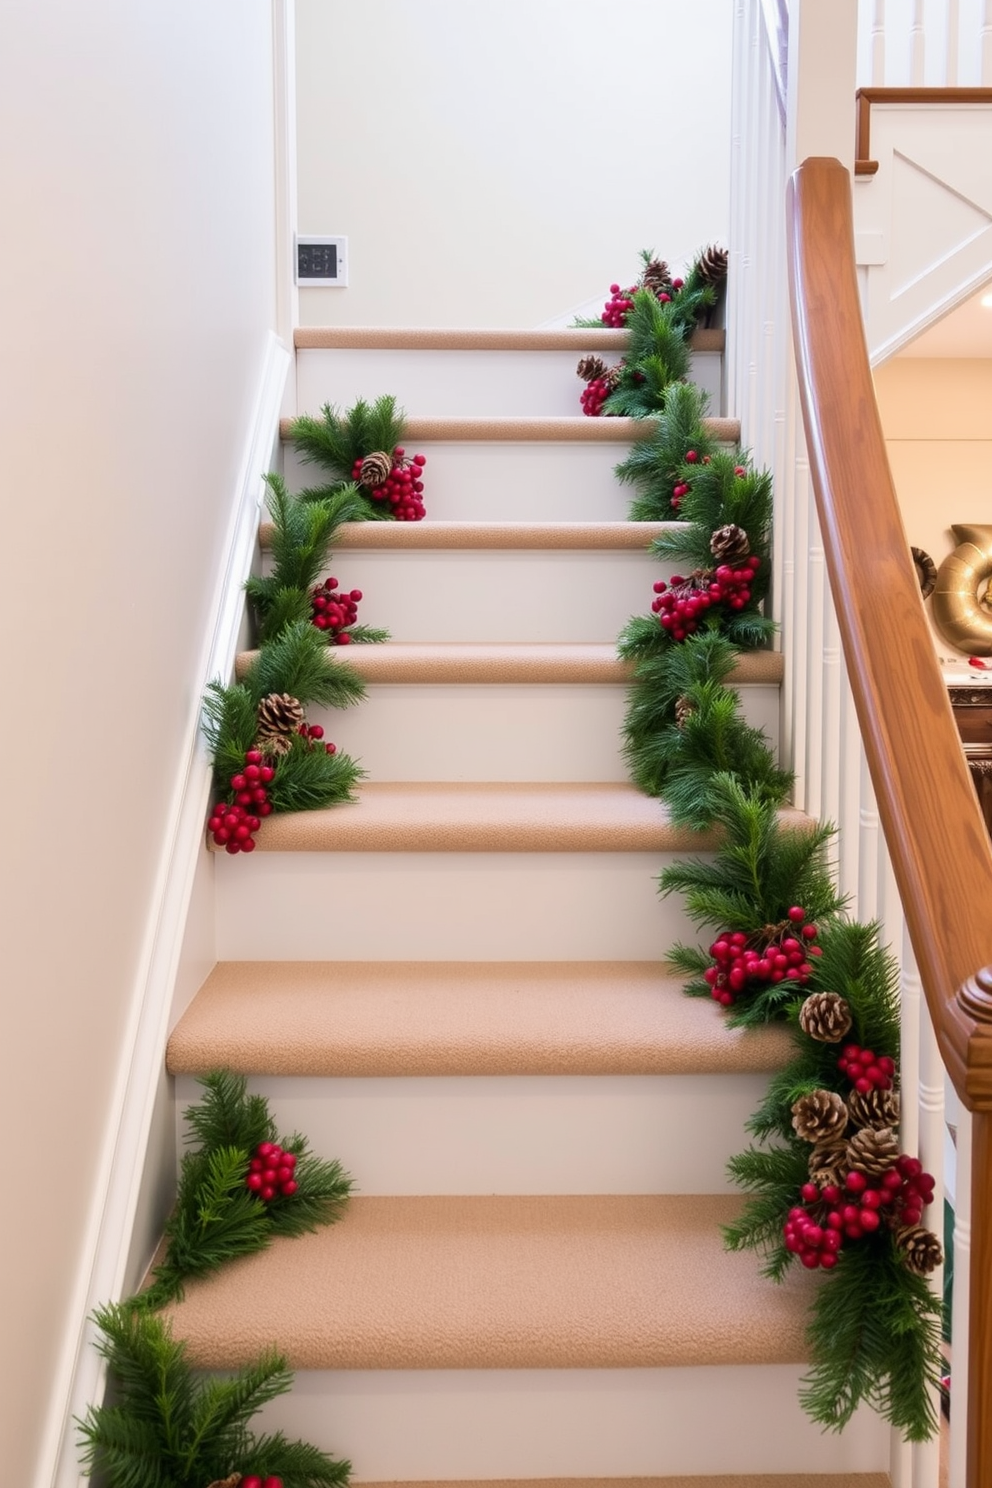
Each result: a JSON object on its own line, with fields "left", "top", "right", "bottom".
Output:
{"left": 295, "top": 236, "right": 348, "bottom": 286}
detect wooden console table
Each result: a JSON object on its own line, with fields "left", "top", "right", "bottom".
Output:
{"left": 950, "top": 687, "right": 992, "bottom": 838}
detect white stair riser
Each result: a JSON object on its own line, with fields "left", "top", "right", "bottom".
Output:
{"left": 259, "top": 1365, "right": 888, "bottom": 1479}
{"left": 266, "top": 547, "right": 660, "bottom": 643}
{"left": 214, "top": 851, "right": 700, "bottom": 961}
{"left": 320, "top": 683, "right": 781, "bottom": 783}
{"left": 296, "top": 347, "right": 723, "bottom": 418}
{"left": 285, "top": 442, "right": 645, "bottom": 522}
{"left": 177, "top": 1072, "right": 770, "bottom": 1195}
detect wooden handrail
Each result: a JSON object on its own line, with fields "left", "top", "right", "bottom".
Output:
{"left": 786, "top": 156, "right": 992, "bottom": 1487}
{"left": 855, "top": 86, "right": 992, "bottom": 174}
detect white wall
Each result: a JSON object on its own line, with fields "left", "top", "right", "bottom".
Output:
{"left": 295, "top": 0, "right": 732, "bottom": 329}
{"left": 0, "top": 4, "right": 278, "bottom": 1482}
{"left": 873, "top": 358, "right": 992, "bottom": 659}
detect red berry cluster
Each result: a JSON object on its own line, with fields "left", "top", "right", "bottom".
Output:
{"left": 784, "top": 1155, "right": 936, "bottom": 1269}
{"left": 580, "top": 375, "right": 612, "bottom": 417}
{"left": 310, "top": 576, "right": 363, "bottom": 643}
{"left": 651, "top": 555, "right": 761, "bottom": 642}
{"left": 352, "top": 446, "right": 427, "bottom": 520}
{"left": 837, "top": 1043, "right": 896, "bottom": 1093}
{"left": 241, "top": 1476, "right": 283, "bottom": 1488}
{"left": 599, "top": 275, "right": 685, "bottom": 327}
{"left": 208, "top": 750, "right": 275, "bottom": 855}
{"left": 297, "top": 721, "right": 337, "bottom": 756}
{"left": 704, "top": 906, "right": 822, "bottom": 1007}
{"left": 245, "top": 1141, "right": 298, "bottom": 1202}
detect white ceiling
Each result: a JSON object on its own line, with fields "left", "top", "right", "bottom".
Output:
{"left": 898, "top": 284, "right": 992, "bottom": 358}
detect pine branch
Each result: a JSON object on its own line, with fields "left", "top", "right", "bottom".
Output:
{"left": 265, "top": 738, "right": 364, "bottom": 813}
{"left": 202, "top": 682, "right": 258, "bottom": 787}
{"left": 289, "top": 396, "right": 406, "bottom": 484}
{"left": 184, "top": 1070, "right": 275, "bottom": 1152}
{"left": 243, "top": 622, "right": 367, "bottom": 711}
{"left": 614, "top": 382, "right": 718, "bottom": 520}
{"left": 345, "top": 624, "right": 391, "bottom": 644}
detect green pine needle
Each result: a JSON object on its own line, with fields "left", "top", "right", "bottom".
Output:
{"left": 77, "top": 1304, "right": 351, "bottom": 1488}
{"left": 265, "top": 736, "right": 364, "bottom": 813}
{"left": 242, "top": 622, "right": 367, "bottom": 711}
{"left": 614, "top": 382, "right": 718, "bottom": 520}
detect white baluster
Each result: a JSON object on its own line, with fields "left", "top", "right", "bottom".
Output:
{"left": 949, "top": 1107, "right": 972, "bottom": 1488}
{"left": 837, "top": 671, "right": 863, "bottom": 907}
{"left": 806, "top": 509, "right": 826, "bottom": 819}
{"left": 946, "top": 0, "right": 960, "bottom": 84}
{"left": 872, "top": 0, "right": 887, "bottom": 83}
{"left": 982, "top": 0, "right": 992, "bottom": 87}
{"left": 857, "top": 748, "right": 880, "bottom": 919}
{"left": 911, "top": 0, "right": 926, "bottom": 81}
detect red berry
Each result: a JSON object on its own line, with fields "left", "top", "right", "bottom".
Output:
{"left": 280, "top": 1179, "right": 298, "bottom": 1196}
{"left": 787, "top": 906, "right": 806, "bottom": 922}
{"left": 241, "top": 1478, "right": 263, "bottom": 1488}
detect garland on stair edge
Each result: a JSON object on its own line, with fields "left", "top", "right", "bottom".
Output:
{"left": 607, "top": 261, "right": 944, "bottom": 1440}
{"left": 78, "top": 1303, "right": 350, "bottom": 1488}
{"left": 574, "top": 246, "right": 728, "bottom": 418}
{"left": 289, "top": 394, "right": 429, "bottom": 522}
{"left": 78, "top": 1074, "right": 353, "bottom": 1485}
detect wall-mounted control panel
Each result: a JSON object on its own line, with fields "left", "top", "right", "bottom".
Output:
{"left": 295, "top": 236, "right": 348, "bottom": 286}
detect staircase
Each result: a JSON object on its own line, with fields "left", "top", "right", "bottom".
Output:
{"left": 162, "top": 326, "right": 892, "bottom": 1485}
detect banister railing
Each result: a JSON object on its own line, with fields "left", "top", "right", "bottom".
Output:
{"left": 786, "top": 152, "right": 992, "bottom": 1488}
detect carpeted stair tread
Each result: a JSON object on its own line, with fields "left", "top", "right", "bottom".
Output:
{"left": 166, "top": 961, "right": 794, "bottom": 1078}
{"left": 208, "top": 780, "right": 807, "bottom": 853}
{"left": 236, "top": 641, "right": 784, "bottom": 687}
{"left": 260, "top": 520, "right": 678, "bottom": 550}
{"left": 294, "top": 326, "right": 725, "bottom": 353}
{"left": 158, "top": 1193, "right": 816, "bottom": 1371}
{"left": 352, "top": 1478, "right": 888, "bottom": 1488}
{"left": 279, "top": 415, "right": 740, "bottom": 445}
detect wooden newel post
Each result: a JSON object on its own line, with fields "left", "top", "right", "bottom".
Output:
{"left": 954, "top": 967, "right": 992, "bottom": 1488}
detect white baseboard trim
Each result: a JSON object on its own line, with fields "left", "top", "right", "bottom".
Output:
{"left": 40, "top": 331, "right": 290, "bottom": 1488}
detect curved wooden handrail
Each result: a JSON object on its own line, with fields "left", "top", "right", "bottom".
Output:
{"left": 787, "top": 156, "right": 992, "bottom": 1487}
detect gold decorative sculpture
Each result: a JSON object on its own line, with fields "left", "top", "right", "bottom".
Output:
{"left": 932, "top": 523, "right": 992, "bottom": 655}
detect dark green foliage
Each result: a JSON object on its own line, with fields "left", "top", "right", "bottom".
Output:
{"left": 242, "top": 622, "right": 367, "bottom": 712}
{"left": 601, "top": 291, "right": 692, "bottom": 417}
{"left": 289, "top": 396, "right": 407, "bottom": 520}
{"left": 801, "top": 1238, "right": 943, "bottom": 1440}
{"left": 723, "top": 1140, "right": 811, "bottom": 1278}
{"left": 138, "top": 1073, "right": 352, "bottom": 1310}
{"left": 613, "top": 383, "right": 718, "bottom": 520}
{"left": 651, "top": 454, "right": 773, "bottom": 599}
{"left": 78, "top": 1303, "right": 351, "bottom": 1488}
{"left": 265, "top": 734, "right": 364, "bottom": 813}
{"left": 661, "top": 775, "right": 844, "bottom": 1026}
{"left": 246, "top": 476, "right": 370, "bottom": 645}
{"left": 346, "top": 624, "right": 391, "bottom": 644}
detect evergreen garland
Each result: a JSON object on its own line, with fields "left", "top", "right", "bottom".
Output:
{"left": 288, "top": 395, "right": 426, "bottom": 522}
{"left": 78, "top": 1303, "right": 351, "bottom": 1488}
{"left": 138, "top": 1071, "right": 352, "bottom": 1310}
{"left": 609, "top": 267, "right": 944, "bottom": 1437}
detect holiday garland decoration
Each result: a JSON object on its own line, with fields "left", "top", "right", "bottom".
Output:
{"left": 575, "top": 247, "right": 728, "bottom": 418}
{"left": 289, "top": 395, "right": 428, "bottom": 521}
{"left": 610, "top": 263, "right": 944, "bottom": 1437}
{"left": 78, "top": 1303, "right": 350, "bottom": 1488}
{"left": 137, "top": 1071, "right": 351, "bottom": 1310}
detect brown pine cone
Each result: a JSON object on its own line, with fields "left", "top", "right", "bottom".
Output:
{"left": 674, "top": 695, "right": 694, "bottom": 729}
{"left": 206, "top": 1477, "right": 242, "bottom": 1488}
{"left": 359, "top": 450, "right": 392, "bottom": 489}
{"left": 847, "top": 1086, "right": 900, "bottom": 1131}
{"left": 641, "top": 256, "right": 672, "bottom": 296}
{"left": 798, "top": 991, "right": 854, "bottom": 1045}
{"left": 576, "top": 355, "right": 608, "bottom": 383}
{"left": 808, "top": 1147, "right": 846, "bottom": 1191}
{"left": 709, "top": 524, "right": 751, "bottom": 563}
{"left": 896, "top": 1225, "right": 943, "bottom": 1276}
{"left": 696, "top": 244, "right": 729, "bottom": 286}
{"left": 791, "top": 1089, "right": 849, "bottom": 1143}
{"left": 846, "top": 1125, "right": 900, "bottom": 1177}
{"left": 256, "top": 692, "right": 305, "bottom": 755}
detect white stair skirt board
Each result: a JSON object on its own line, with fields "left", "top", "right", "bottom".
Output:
{"left": 175, "top": 1071, "right": 773, "bottom": 1195}
{"left": 213, "top": 851, "right": 700, "bottom": 962}
{"left": 295, "top": 346, "right": 724, "bottom": 417}
{"left": 317, "top": 681, "right": 781, "bottom": 783}
{"left": 257, "top": 1365, "right": 889, "bottom": 1480}
{"left": 263, "top": 547, "right": 661, "bottom": 644}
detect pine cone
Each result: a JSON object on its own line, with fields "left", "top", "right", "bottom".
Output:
{"left": 847, "top": 1086, "right": 900, "bottom": 1131}
{"left": 674, "top": 695, "right": 694, "bottom": 729}
{"left": 359, "top": 450, "right": 392, "bottom": 489}
{"left": 696, "top": 244, "right": 729, "bottom": 286}
{"left": 576, "top": 354, "right": 608, "bottom": 384}
{"left": 256, "top": 692, "right": 305, "bottom": 755}
{"left": 798, "top": 991, "right": 854, "bottom": 1045}
{"left": 641, "top": 257, "right": 672, "bottom": 296}
{"left": 845, "top": 1125, "right": 900, "bottom": 1177}
{"left": 791, "top": 1089, "right": 849, "bottom": 1143}
{"left": 604, "top": 363, "right": 623, "bottom": 390}
{"left": 206, "top": 1477, "right": 242, "bottom": 1488}
{"left": 896, "top": 1225, "right": 943, "bottom": 1276}
{"left": 709, "top": 524, "right": 751, "bottom": 563}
